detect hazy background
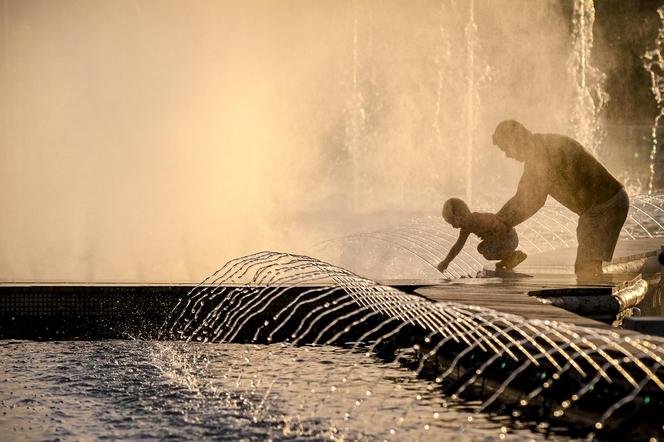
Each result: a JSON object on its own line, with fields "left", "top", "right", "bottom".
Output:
{"left": 0, "top": 0, "right": 661, "bottom": 282}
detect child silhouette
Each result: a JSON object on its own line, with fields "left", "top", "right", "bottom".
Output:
{"left": 438, "top": 198, "right": 527, "bottom": 273}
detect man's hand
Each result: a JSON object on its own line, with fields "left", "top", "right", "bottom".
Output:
{"left": 437, "top": 261, "right": 449, "bottom": 273}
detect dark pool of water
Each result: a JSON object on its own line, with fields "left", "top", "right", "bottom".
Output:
{"left": 0, "top": 340, "right": 574, "bottom": 441}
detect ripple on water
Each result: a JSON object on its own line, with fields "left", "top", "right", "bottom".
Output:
{"left": 0, "top": 340, "right": 564, "bottom": 441}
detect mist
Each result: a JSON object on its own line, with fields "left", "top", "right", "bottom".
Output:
{"left": 0, "top": 0, "right": 618, "bottom": 282}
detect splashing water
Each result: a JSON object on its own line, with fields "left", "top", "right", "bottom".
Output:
{"left": 567, "top": 0, "right": 609, "bottom": 157}
{"left": 643, "top": 6, "right": 664, "bottom": 194}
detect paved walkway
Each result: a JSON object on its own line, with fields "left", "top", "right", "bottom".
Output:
{"left": 386, "top": 238, "right": 663, "bottom": 333}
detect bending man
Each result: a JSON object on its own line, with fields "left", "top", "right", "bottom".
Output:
{"left": 492, "top": 120, "right": 629, "bottom": 275}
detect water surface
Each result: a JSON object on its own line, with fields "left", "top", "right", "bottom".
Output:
{"left": 0, "top": 340, "right": 568, "bottom": 441}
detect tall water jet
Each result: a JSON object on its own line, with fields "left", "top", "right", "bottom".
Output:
{"left": 432, "top": 2, "right": 451, "bottom": 192}
{"left": 567, "top": 0, "right": 609, "bottom": 157}
{"left": 461, "top": 0, "right": 491, "bottom": 205}
{"left": 345, "top": 0, "right": 367, "bottom": 211}
{"left": 464, "top": 0, "right": 477, "bottom": 204}
{"left": 643, "top": 6, "right": 664, "bottom": 195}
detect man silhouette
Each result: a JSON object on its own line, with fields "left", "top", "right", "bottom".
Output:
{"left": 492, "top": 120, "right": 629, "bottom": 275}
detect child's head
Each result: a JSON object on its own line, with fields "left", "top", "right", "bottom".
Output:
{"left": 442, "top": 198, "right": 471, "bottom": 228}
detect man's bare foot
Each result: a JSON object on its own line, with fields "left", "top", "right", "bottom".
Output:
{"left": 575, "top": 260, "right": 603, "bottom": 275}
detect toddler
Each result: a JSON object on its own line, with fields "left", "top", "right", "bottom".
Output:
{"left": 437, "top": 198, "right": 527, "bottom": 273}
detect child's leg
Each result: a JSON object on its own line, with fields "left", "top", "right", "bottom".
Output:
{"left": 477, "top": 229, "right": 518, "bottom": 260}
{"left": 478, "top": 229, "right": 527, "bottom": 270}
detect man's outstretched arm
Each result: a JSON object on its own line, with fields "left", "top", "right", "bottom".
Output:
{"left": 496, "top": 166, "right": 548, "bottom": 228}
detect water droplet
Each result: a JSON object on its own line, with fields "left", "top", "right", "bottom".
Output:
{"left": 389, "top": 429, "right": 396, "bottom": 435}
{"left": 433, "top": 412, "right": 440, "bottom": 419}
{"left": 424, "top": 424, "right": 430, "bottom": 430}
{"left": 467, "top": 416, "right": 473, "bottom": 422}
{"left": 416, "top": 394, "right": 422, "bottom": 400}
{"left": 595, "top": 422, "right": 603, "bottom": 430}
{"left": 330, "top": 386, "right": 336, "bottom": 392}
{"left": 519, "top": 400, "right": 528, "bottom": 406}
{"left": 355, "top": 400, "right": 361, "bottom": 406}
{"left": 366, "top": 390, "right": 372, "bottom": 396}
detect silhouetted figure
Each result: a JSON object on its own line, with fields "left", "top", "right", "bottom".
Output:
{"left": 438, "top": 197, "right": 527, "bottom": 273}
{"left": 492, "top": 120, "right": 629, "bottom": 275}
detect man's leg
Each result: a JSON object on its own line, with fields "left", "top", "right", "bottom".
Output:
{"left": 575, "top": 188, "right": 630, "bottom": 275}
{"left": 576, "top": 215, "right": 604, "bottom": 275}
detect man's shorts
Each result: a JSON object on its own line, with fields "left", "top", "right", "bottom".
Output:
{"left": 477, "top": 228, "right": 518, "bottom": 260}
{"left": 576, "top": 187, "right": 630, "bottom": 264}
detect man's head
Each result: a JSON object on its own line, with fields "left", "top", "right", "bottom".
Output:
{"left": 442, "top": 197, "right": 471, "bottom": 228}
{"left": 492, "top": 120, "right": 532, "bottom": 162}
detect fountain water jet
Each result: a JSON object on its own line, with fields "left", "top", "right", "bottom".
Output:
{"left": 162, "top": 251, "right": 664, "bottom": 438}
{"left": 643, "top": 6, "right": 664, "bottom": 194}
{"left": 567, "top": 0, "right": 609, "bottom": 158}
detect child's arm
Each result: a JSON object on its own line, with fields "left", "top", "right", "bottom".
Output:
{"left": 437, "top": 229, "right": 470, "bottom": 273}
